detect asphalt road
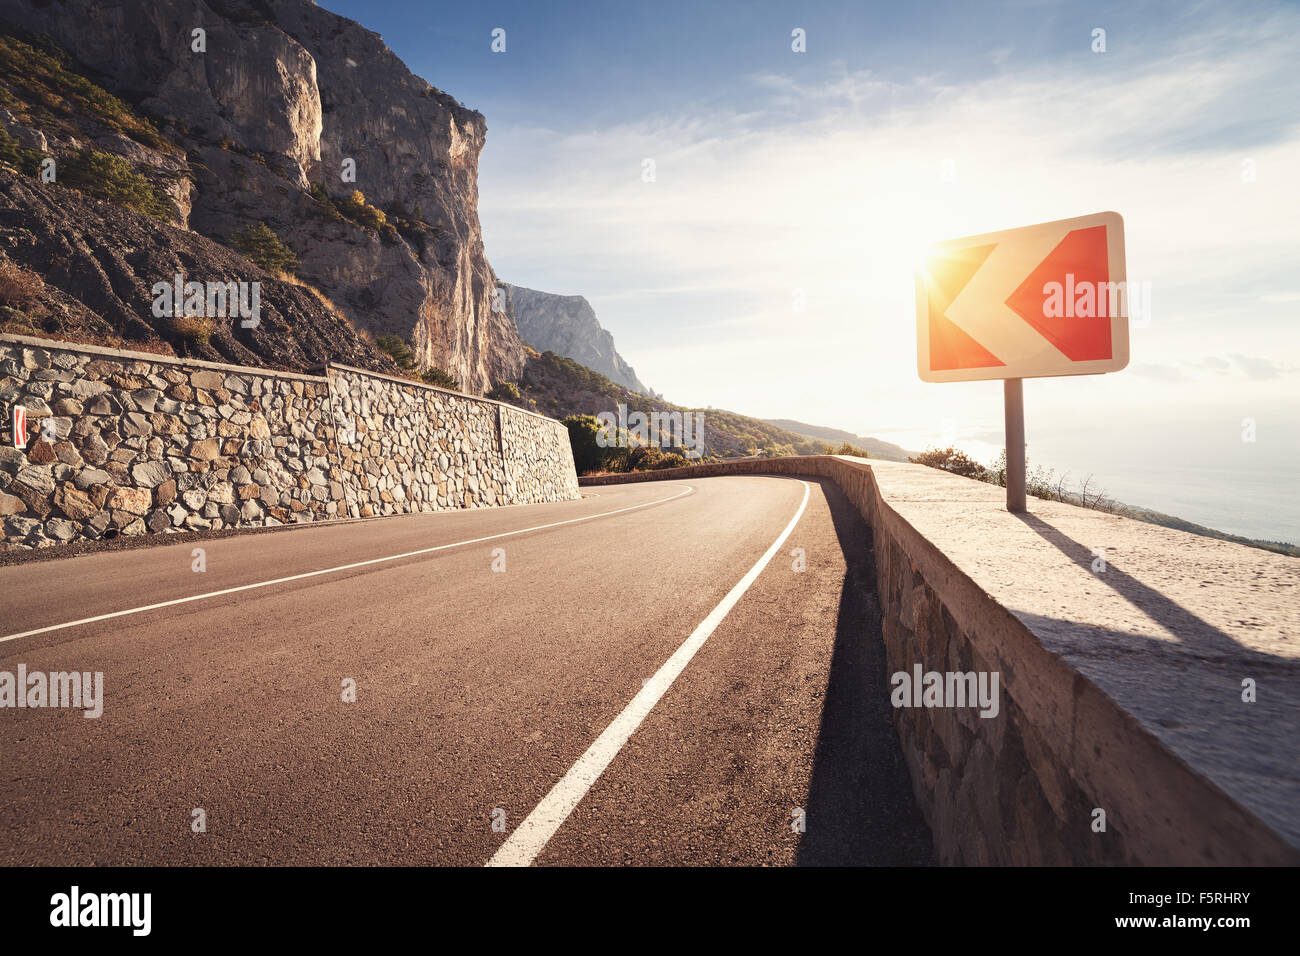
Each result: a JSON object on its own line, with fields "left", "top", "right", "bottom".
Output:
{"left": 0, "top": 475, "right": 930, "bottom": 866}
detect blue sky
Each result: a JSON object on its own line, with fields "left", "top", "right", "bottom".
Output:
{"left": 323, "top": 0, "right": 1300, "bottom": 539}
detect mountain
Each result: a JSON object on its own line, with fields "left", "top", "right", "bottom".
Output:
{"left": 1, "top": 0, "right": 524, "bottom": 392}
{"left": 503, "top": 283, "right": 651, "bottom": 396}
{"left": 504, "top": 349, "right": 841, "bottom": 460}
{"left": 763, "top": 419, "right": 915, "bottom": 462}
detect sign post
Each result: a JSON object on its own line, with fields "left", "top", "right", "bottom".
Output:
{"left": 1003, "top": 378, "right": 1025, "bottom": 512}
{"left": 915, "top": 211, "right": 1129, "bottom": 512}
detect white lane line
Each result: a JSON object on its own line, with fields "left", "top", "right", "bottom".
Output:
{"left": 0, "top": 485, "right": 695, "bottom": 645}
{"left": 487, "top": 477, "right": 811, "bottom": 867}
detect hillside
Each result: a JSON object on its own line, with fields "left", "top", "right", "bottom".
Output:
{"left": 0, "top": 172, "right": 400, "bottom": 373}
{"left": 764, "top": 418, "right": 915, "bottom": 463}
{"left": 502, "top": 349, "right": 843, "bottom": 460}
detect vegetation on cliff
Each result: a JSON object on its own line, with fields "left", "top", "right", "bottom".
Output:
{"left": 231, "top": 222, "right": 299, "bottom": 274}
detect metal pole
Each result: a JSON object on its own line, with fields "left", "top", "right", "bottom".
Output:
{"left": 1004, "top": 377, "right": 1026, "bottom": 513}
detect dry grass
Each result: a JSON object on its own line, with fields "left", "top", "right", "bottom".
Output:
{"left": 270, "top": 269, "right": 352, "bottom": 326}
{"left": 0, "top": 258, "right": 44, "bottom": 309}
{"left": 169, "top": 314, "right": 216, "bottom": 345}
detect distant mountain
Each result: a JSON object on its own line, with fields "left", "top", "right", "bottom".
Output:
{"left": 503, "top": 283, "right": 651, "bottom": 396}
{"left": 504, "top": 349, "right": 835, "bottom": 460}
{"left": 763, "top": 419, "right": 915, "bottom": 462}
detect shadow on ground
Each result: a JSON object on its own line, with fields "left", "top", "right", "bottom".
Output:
{"left": 796, "top": 478, "right": 933, "bottom": 866}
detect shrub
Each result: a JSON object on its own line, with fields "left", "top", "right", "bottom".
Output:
{"left": 0, "top": 258, "right": 43, "bottom": 309}
{"left": 169, "top": 314, "right": 215, "bottom": 346}
{"left": 0, "top": 123, "right": 41, "bottom": 176}
{"left": 230, "top": 222, "right": 298, "bottom": 274}
{"left": 420, "top": 366, "right": 460, "bottom": 390}
{"left": 630, "top": 446, "right": 687, "bottom": 471}
{"left": 374, "top": 334, "right": 418, "bottom": 370}
{"left": 563, "top": 414, "right": 614, "bottom": 474}
{"left": 60, "top": 148, "right": 174, "bottom": 220}
{"left": 486, "top": 381, "right": 520, "bottom": 402}
{"left": 0, "top": 34, "right": 172, "bottom": 153}
{"left": 909, "top": 446, "right": 987, "bottom": 479}
{"left": 337, "top": 189, "right": 389, "bottom": 233}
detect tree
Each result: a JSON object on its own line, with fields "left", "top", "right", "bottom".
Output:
{"left": 420, "top": 366, "right": 460, "bottom": 390}
{"left": 563, "top": 415, "right": 611, "bottom": 474}
{"left": 231, "top": 222, "right": 297, "bottom": 274}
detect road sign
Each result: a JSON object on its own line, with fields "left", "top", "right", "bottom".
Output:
{"left": 10, "top": 406, "right": 25, "bottom": 450}
{"left": 915, "top": 211, "right": 1129, "bottom": 383}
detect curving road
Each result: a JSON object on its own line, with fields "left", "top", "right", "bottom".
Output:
{"left": 0, "top": 475, "right": 930, "bottom": 866}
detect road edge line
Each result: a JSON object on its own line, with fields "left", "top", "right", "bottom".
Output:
{"left": 486, "top": 477, "right": 812, "bottom": 867}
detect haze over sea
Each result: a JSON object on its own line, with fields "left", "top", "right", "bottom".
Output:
{"left": 880, "top": 404, "right": 1300, "bottom": 547}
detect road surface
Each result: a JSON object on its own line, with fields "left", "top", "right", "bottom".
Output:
{"left": 0, "top": 474, "right": 930, "bottom": 866}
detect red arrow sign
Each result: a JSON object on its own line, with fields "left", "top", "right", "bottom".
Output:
{"left": 915, "top": 211, "right": 1129, "bottom": 382}
{"left": 1004, "top": 224, "right": 1111, "bottom": 362}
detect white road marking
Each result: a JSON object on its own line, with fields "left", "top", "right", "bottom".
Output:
{"left": 487, "top": 477, "right": 812, "bottom": 867}
{"left": 0, "top": 485, "right": 695, "bottom": 645}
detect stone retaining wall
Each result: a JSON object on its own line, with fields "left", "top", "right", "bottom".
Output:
{"left": 582, "top": 457, "right": 1299, "bottom": 866}
{"left": 0, "top": 334, "right": 578, "bottom": 550}
{"left": 326, "top": 364, "right": 578, "bottom": 517}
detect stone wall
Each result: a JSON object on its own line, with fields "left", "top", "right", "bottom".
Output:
{"left": 581, "top": 456, "right": 1299, "bottom": 866}
{"left": 0, "top": 334, "right": 578, "bottom": 550}
{"left": 326, "top": 364, "right": 578, "bottom": 518}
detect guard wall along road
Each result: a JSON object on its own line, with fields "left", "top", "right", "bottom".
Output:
{"left": 582, "top": 457, "right": 1299, "bottom": 866}
{"left": 0, "top": 333, "right": 579, "bottom": 550}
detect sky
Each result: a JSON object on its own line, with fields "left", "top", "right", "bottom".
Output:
{"left": 324, "top": 0, "right": 1300, "bottom": 541}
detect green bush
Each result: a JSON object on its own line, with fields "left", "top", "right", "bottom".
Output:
{"left": 0, "top": 34, "right": 171, "bottom": 152}
{"left": 563, "top": 414, "right": 615, "bottom": 474}
{"left": 486, "top": 381, "right": 520, "bottom": 402}
{"left": 0, "top": 124, "right": 41, "bottom": 176}
{"left": 61, "top": 148, "right": 174, "bottom": 220}
{"left": 374, "top": 334, "right": 418, "bottom": 371}
{"left": 337, "top": 189, "right": 389, "bottom": 232}
{"left": 630, "top": 446, "right": 687, "bottom": 471}
{"left": 231, "top": 222, "right": 298, "bottom": 274}
{"left": 420, "top": 366, "right": 461, "bottom": 390}
{"left": 909, "top": 446, "right": 986, "bottom": 478}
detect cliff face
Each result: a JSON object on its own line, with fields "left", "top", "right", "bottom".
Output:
{"left": 504, "top": 283, "right": 651, "bottom": 396}
{"left": 4, "top": 0, "right": 524, "bottom": 393}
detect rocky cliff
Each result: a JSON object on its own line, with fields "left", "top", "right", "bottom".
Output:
{"left": 0, "top": 172, "right": 397, "bottom": 372}
{"left": 504, "top": 283, "right": 650, "bottom": 396}
{"left": 3, "top": 0, "right": 525, "bottom": 392}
